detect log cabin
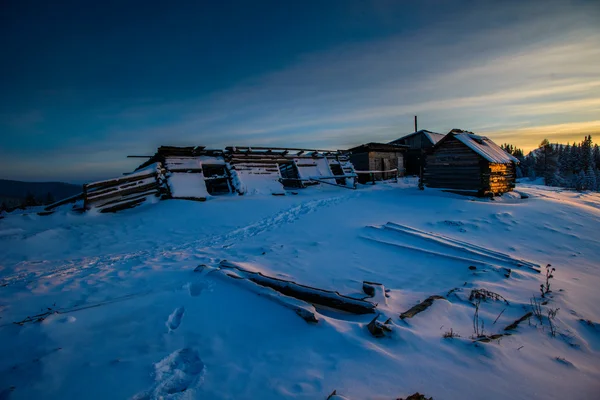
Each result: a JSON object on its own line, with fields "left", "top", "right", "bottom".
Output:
{"left": 389, "top": 130, "right": 445, "bottom": 175}
{"left": 423, "top": 129, "right": 519, "bottom": 196}
{"left": 346, "top": 143, "right": 408, "bottom": 184}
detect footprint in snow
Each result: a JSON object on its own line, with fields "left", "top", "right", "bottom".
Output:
{"left": 184, "top": 281, "right": 205, "bottom": 297}
{"left": 132, "top": 348, "right": 205, "bottom": 400}
{"left": 166, "top": 307, "right": 185, "bottom": 331}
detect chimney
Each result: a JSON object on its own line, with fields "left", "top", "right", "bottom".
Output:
{"left": 414, "top": 115, "right": 418, "bottom": 132}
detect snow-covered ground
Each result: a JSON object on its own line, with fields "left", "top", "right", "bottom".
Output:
{"left": 1, "top": 180, "right": 599, "bottom": 399}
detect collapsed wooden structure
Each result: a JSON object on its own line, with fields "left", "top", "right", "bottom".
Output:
{"left": 83, "top": 163, "right": 167, "bottom": 213}
{"left": 423, "top": 130, "right": 519, "bottom": 196}
{"left": 82, "top": 145, "right": 357, "bottom": 212}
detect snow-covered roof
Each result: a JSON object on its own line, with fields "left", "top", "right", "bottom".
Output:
{"left": 389, "top": 130, "right": 445, "bottom": 146}
{"left": 422, "top": 131, "right": 445, "bottom": 145}
{"left": 453, "top": 133, "right": 519, "bottom": 164}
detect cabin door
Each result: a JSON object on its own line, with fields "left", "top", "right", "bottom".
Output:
{"left": 382, "top": 158, "right": 391, "bottom": 180}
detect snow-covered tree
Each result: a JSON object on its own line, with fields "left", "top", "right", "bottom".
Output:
{"left": 570, "top": 142, "right": 581, "bottom": 173}
{"left": 581, "top": 136, "right": 593, "bottom": 171}
{"left": 575, "top": 170, "right": 587, "bottom": 191}
{"left": 586, "top": 166, "right": 598, "bottom": 191}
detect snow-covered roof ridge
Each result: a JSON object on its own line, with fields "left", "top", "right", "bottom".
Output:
{"left": 422, "top": 130, "right": 445, "bottom": 145}
{"left": 389, "top": 130, "right": 445, "bottom": 145}
{"left": 452, "top": 132, "right": 519, "bottom": 164}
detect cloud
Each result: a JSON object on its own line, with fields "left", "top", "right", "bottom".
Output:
{"left": 483, "top": 120, "right": 600, "bottom": 150}
{"left": 3, "top": 0, "right": 600, "bottom": 180}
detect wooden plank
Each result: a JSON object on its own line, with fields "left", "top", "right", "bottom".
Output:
{"left": 87, "top": 181, "right": 159, "bottom": 204}
{"left": 44, "top": 192, "right": 84, "bottom": 211}
{"left": 90, "top": 189, "right": 158, "bottom": 209}
{"left": 219, "top": 261, "right": 376, "bottom": 314}
{"left": 99, "top": 197, "right": 147, "bottom": 213}
{"left": 195, "top": 265, "right": 318, "bottom": 323}
{"left": 86, "top": 178, "right": 156, "bottom": 199}
{"left": 85, "top": 171, "right": 157, "bottom": 191}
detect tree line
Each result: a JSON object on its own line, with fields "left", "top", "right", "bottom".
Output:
{"left": 501, "top": 135, "right": 600, "bottom": 191}
{"left": 0, "top": 192, "right": 56, "bottom": 213}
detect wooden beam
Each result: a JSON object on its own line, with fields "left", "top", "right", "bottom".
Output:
{"left": 194, "top": 264, "right": 318, "bottom": 323}
{"left": 219, "top": 261, "right": 376, "bottom": 314}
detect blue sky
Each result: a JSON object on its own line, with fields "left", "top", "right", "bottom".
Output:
{"left": 1, "top": 0, "right": 599, "bottom": 182}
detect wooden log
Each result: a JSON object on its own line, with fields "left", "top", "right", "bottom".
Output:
{"left": 86, "top": 179, "right": 157, "bottom": 200}
{"left": 84, "top": 171, "right": 157, "bottom": 191}
{"left": 367, "top": 314, "right": 393, "bottom": 338}
{"left": 362, "top": 281, "right": 388, "bottom": 306}
{"left": 91, "top": 190, "right": 157, "bottom": 209}
{"left": 194, "top": 264, "right": 318, "bottom": 323}
{"left": 87, "top": 182, "right": 159, "bottom": 205}
{"left": 219, "top": 261, "right": 376, "bottom": 314}
{"left": 44, "top": 192, "right": 84, "bottom": 211}
{"left": 99, "top": 197, "right": 147, "bottom": 213}
{"left": 504, "top": 312, "right": 533, "bottom": 331}
{"left": 166, "top": 168, "right": 204, "bottom": 173}
{"left": 171, "top": 196, "right": 207, "bottom": 202}
{"left": 400, "top": 295, "right": 445, "bottom": 319}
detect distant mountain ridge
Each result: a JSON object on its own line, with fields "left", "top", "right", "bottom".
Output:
{"left": 0, "top": 179, "right": 81, "bottom": 207}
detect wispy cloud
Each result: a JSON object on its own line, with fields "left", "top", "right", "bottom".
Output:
{"left": 2, "top": 0, "right": 599, "bottom": 180}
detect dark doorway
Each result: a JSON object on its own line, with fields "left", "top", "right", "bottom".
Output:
{"left": 328, "top": 163, "right": 347, "bottom": 185}
{"left": 279, "top": 162, "right": 303, "bottom": 188}
{"left": 203, "top": 164, "right": 231, "bottom": 194}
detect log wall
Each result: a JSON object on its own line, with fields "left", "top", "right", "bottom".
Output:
{"left": 424, "top": 136, "right": 516, "bottom": 195}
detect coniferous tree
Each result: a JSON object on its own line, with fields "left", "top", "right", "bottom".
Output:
{"left": 586, "top": 166, "right": 598, "bottom": 191}
{"left": 576, "top": 170, "right": 587, "bottom": 191}
{"left": 24, "top": 192, "right": 38, "bottom": 207}
{"left": 593, "top": 144, "right": 600, "bottom": 169}
{"left": 581, "top": 135, "right": 593, "bottom": 172}
{"left": 561, "top": 143, "right": 571, "bottom": 174}
{"left": 503, "top": 135, "right": 597, "bottom": 190}
{"left": 537, "top": 139, "right": 559, "bottom": 186}
{"left": 45, "top": 192, "right": 55, "bottom": 205}
{"left": 571, "top": 142, "right": 581, "bottom": 173}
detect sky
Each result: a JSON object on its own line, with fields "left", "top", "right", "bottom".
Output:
{"left": 1, "top": 0, "right": 600, "bottom": 182}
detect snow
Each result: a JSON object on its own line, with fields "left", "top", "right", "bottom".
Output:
{"left": 390, "top": 130, "right": 445, "bottom": 146}
{"left": 230, "top": 165, "right": 285, "bottom": 195}
{"left": 197, "top": 156, "right": 226, "bottom": 166}
{"left": 1, "top": 181, "right": 599, "bottom": 399}
{"left": 422, "top": 130, "right": 445, "bottom": 145}
{"left": 454, "top": 133, "right": 519, "bottom": 164}
{"left": 168, "top": 173, "right": 209, "bottom": 199}
{"left": 164, "top": 157, "right": 202, "bottom": 170}
{"left": 294, "top": 157, "right": 334, "bottom": 181}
